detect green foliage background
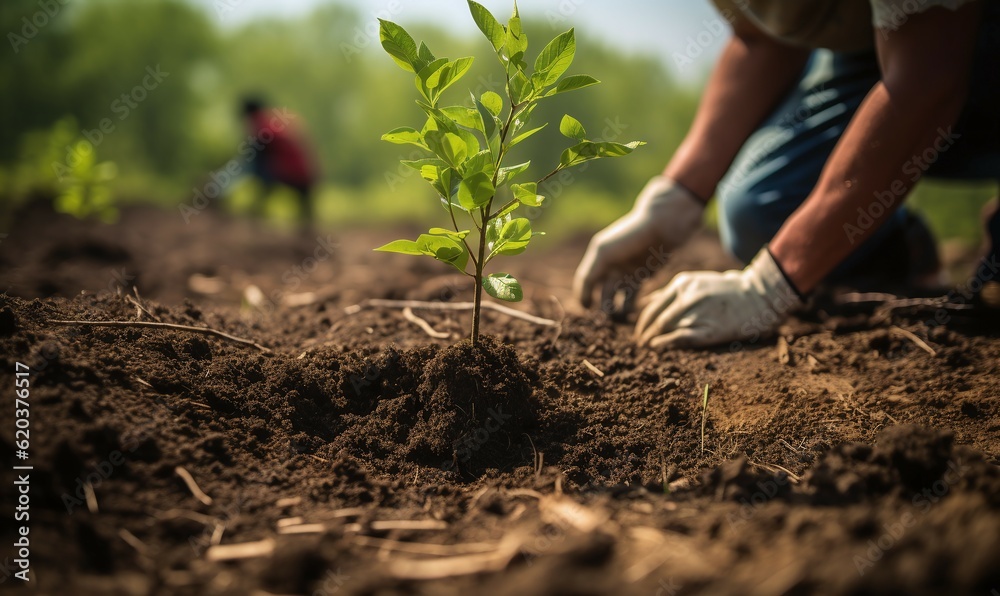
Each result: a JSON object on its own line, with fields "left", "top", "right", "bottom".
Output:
{"left": 0, "top": 0, "right": 993, "bottom": 243}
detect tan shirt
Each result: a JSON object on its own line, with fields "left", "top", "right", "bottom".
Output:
{"left": 712, "top": 0, "right": 978, "bottom": 50}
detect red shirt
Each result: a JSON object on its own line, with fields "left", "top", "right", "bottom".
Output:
{"left": 249, "top": 109, "right": 318, "bottom": 188}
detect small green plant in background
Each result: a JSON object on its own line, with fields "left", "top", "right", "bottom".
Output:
{"left": 54, "top": 138, "right": 119, "bottom": 223}
{"left": 375, "top": 1, "right": 644, "bottom": 347}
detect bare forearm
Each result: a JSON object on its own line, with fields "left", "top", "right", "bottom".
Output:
{"left": 770, "top": 5, "right": 982, "bottom": 293}
{"left": 665, "top": 35, "right": 809, "bottom": 201}
{"left": 770, "top": 85, "right": 964, "bottom": 292}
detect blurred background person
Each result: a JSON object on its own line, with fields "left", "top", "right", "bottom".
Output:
{"left": 242, "top": 97, "right": 320, "bottom": 224}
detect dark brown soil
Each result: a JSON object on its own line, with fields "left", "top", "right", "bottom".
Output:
{"left": 1, "top": 202, "right": 999, "bottom": 595}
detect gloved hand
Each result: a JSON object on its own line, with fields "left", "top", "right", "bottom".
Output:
{"left": 573, "top": 176, "right": 705, "bottom": 317}
{"left": 635, "top": 247, "right": 802, "bottom": 349}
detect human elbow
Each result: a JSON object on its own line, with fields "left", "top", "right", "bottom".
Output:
{"left": 882, "top": 65, "right": 970, "bottom": 117}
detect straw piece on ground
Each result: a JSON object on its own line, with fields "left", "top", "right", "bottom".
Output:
{"left": 370, "top": 520, "right": 448, "bottom": 532}
{"left": 277, "top": 523, "right": 327, "bottom": 535}
{"left": 385, "top": 536, "right": 522, "bottom": 580}
{"left": 346, "top": 299, "right": 558, "bottom": 327}
{"left": 119, "top": 529, "right": 149, "bottom": 557}
{"left": 890, "top": 325, "right": 937, "bottom": 357}
{"left": 205, "top": 538, "right": 275, "bottom": 562}
{"left": 402, "top": 307, "right": 450, "bottom": 339}
{"left": 174, "top": 466, "right": 213, "bottom": 506}
{"left": 353, "top": 535, "right": 497, "bottom": 556}
{"left": 84, "top": 481, "right": 99, "bottom": 514}
{"left": 582, "top": 359, "right": 605, "bottom": 378}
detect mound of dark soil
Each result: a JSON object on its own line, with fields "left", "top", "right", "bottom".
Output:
{"left": 409, "top": 335, "right": 540, "bottom": 474}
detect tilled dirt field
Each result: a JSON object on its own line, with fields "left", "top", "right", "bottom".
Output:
{"left": 1, "top": 203, "right": 999, "bottom": 595}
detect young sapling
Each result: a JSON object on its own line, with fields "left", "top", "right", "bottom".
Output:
{"left": 376, "top": 1, "right": 644, "bottom": 346}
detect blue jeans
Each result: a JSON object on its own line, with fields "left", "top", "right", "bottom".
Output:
{"left": 717, "top": 3, "right": 1000, "bottom": 278}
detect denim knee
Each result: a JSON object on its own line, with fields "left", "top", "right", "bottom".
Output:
{"left": 718, "top": 187, "right": 782, "bottom": 264}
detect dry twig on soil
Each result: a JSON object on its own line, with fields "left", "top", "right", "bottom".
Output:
{"left": 582, "top": 359, "right": 605, "bottom": 378}
{"left": 174, "top": 466, "right": 213, "bottom": 506}
{"left": 402, "top": 307, "right": 451, "bottom": 339}
{"left": 205, "top": 538, "right": 275, "bottom": 562}
{"left": 890, "top": 325, "right": 938, "bottom": 357}
{"left": 700, "top": 384, "right": 711, "bottom": 455}
{"left": 345, "top": 299, "right": 558, "bottom": 327}
{"left": 48, "top": 319, "right": 271, "bottom": 352}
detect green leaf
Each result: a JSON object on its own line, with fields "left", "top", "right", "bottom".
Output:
{"left": 428, "top": 227, "right": 470, "bottom": 240}
{"left": 467, "top": 0, "right": 505, "bottom": 52}
{"left": 415, "top": 58, "right": 449, "bottom": 101}
{"left": 497, "top": 161, "right": 530, "bottom": 185}
{"left": 511, "top": 102, "right": 537, "bottom": 136}
{"left": 473, "top": 95, "right": 498, "bottom": 140}
{"left": 457, "top": 171, "right": 495, "bottom": 210}
{"left": 416, "top": 234, "right": 469, "bottom": 273}
{"left": 401, "top": 157, "right": 446, "bottom": 171}
{"left": 483, "top": 273, "right": 523, "bottom": 302}
{"left": 441, "top": 106, "right": 482, "bottom": 131}
{"left": 375, "top": 239, "right": 423, "bottom": 255}
{"left": 431, "top": 57, "right": 475, "bottom": 100}
{"left": 461, "top": 150, "right": 495, "bottom": 178}
{"left": 417, "top": 41, "right": 436, "bottom": 65}
{"left": 534, "top": 29, "right": 576, "bottom": 87}
{"left": 489, "top": 217, "right": 532, "bottom": 259}
{"left": 559, "top": 115, "right": 586, "bottom": 141}
{"left": 481, "top": 91, "right": 503, "bottom": 117}
{"left": 491, "top": 201, "right": 519, "bottom": 221}
{"left": 545, "top": 74, "right": 601, "bottom": 97}
{"left": 487, "top": 214, "right": 509, "bottom": 247}
{"left": 559, "top": 140, "right": 646, "bottom": 168}
{"left": 420, "top": 165, "right": 459, "bottom": 202}
{"left": 418, "top": 102, "right": 460, "bottom": 134}
{"left": 505, "top": 12, "right": 528, "bottom": 71}
{"left": 379, "top": 19, "right": 420, "bottom": 73}
{"left": 424, "top": 130, "right": 469, "bottom": 168}
{"left": 456, "top": 128, "right": 481, "bottom": 161}
{"left": 509, "top": 124, "right": 547, "bottom": 148}
{"left": 509, "top": 71, "right": 532, "bottom": 104}
{"left": 511, "top": 182, "right": 544, "bottom": 207}
{"left": 382, "top": 127, "right": 427, "bottom": 149}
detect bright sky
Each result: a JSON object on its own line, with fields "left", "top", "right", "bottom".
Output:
{"left": 193, "top": 0, "right": 725, "bottom": 82}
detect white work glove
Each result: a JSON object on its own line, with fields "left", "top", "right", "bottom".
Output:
{"left": 573, "top": 176, "right": 704, "bottom": 317}
{"left": 635, "top": 247, "right": 803, "bottom": 349}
